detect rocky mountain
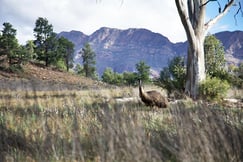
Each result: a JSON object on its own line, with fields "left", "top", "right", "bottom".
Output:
{"left": 215, "top": 31, "right": 243, "bottom": 65}
{"left": 58, "top": 27, "right": 242, "bottom": 76}
{"left": 58, "top": 30, "right": 88, "bottom": 51}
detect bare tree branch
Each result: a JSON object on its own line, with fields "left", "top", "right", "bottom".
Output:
{"left": 217, "top": 1, "right": 222, "bottom": 13}
{"left": 200, "top": 0, "right": 218, "bottom": 8}
{"left": 204, "top": 0, "right": 234, "bottom": 32}
{"left": 234, "top": 2, "right": 243, "bottom": 25}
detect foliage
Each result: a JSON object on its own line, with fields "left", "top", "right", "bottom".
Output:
{"left": 238, "top": 62, "right": 243, "bottom": 79}
{"left": 199, "top": 77, "right": 230, "bottom": 101}
{"left": 11, "top": 45, "right": 32, "bottom": 65}
{"left": 46, "top": 33, "right": 60, "bottom": 64}
{"left": 228, "top": 74, "right": 243, "bottom": 88}
{"left": 75, "top": 64, "right": 85, "bottom": 76}
{"left": 123, "top": 71, "right": 137, "bottom": 86}
{"left": 33, "top": 17, "right": 75, "bottom": 70}
{"left": 225, "top": 63, "right": 243, "bottom": 88}
{"left": 53, "top": 59, "right": 66, "bottom": 71}
{"left": 204, "top": 35, "right": 243, "bottom": 88}
{"left": 0, "top": 19, "right": 74, "bottom": 73}
{"left": 0, "top": 22, "right": 33, "bottom": 67}
{"left": 8, "top": 64, "right": 23, "bottom": 73}
{"left": 101, "top": 61, "right": 150, "bottom": 86}
{"left": 57, "top": 36, "right": 74, "bottom": 71}
{"left": 79, "top": 43, "right": 97, "bottom": 78}
{"left": 33, "top": 17, "right": 56, "bottom": 66}
{"left": 135, "top": 61, "right": 150, "bottom": 83}
{"left": 235, "top": 63, "right": 243, "bottom": 88}
{"left": 158, "top": 56, "right": 186, "bottom": 97}
{"left": 102, "top": 67, "right": 117, "bottom": 84}
{"left": 204, "top": 35, "right": 226, "bottom": 78}
{"left": 101, "top": 68, "right": 138, "bottom": 86}
{"left": 25, "top": 40, "right": 36, "bottom": 60}
{"left": 0, "top": 20, "right": 75, "bottom": 71}
{"left": 0, "top": 22, "right": 19, "bottom": 65}
{"left": 101, "top": 67, "right": 124, "bottom": 85}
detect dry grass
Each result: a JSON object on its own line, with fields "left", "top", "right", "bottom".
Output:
{"left": 0, "top": 88, "right": 243, "bottom": 162}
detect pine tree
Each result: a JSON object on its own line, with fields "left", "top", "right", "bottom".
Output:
{"left": 58, "top": 37, "right": 74, "bottom": 71}
{"left": 33, "top": 17, "right": 55, "bottom": 66}
{"left": 79, "top": 43, "right": 96, "bottom": 78}
{"left": 0, "top": 22, "right": 19, "bottom": 65}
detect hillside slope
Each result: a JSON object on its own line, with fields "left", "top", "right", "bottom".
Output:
{"left": 0, "top": 63, "right": 100, "bottom": 91}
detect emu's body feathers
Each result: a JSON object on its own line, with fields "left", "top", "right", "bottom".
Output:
{"left": 139, "top": 81, "right": 168, "bottom": 108}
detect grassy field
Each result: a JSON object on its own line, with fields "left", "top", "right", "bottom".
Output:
{"left": 0, "top": 87, "right": 243, "bottom": 162}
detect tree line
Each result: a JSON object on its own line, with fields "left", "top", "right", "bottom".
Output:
{"left": 0, "top": 18, "right": 152, "bottom": 87}
{"left": 0, "top": 18, "right": 74, "bottom": 72}
{"left": 0, "top": 17, "right": 151, "bottom": 86}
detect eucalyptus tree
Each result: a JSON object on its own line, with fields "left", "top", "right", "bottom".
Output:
{"left": 175, "top": 0, "right": 238, "bottom": 98}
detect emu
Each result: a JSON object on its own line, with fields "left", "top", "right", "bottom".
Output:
{"left": 139, "top": 80, "right": 168, "bottom": 108}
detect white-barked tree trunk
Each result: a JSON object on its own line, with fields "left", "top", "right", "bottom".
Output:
{"left": 175, "top": 0, "right": 234, "bottom": 99}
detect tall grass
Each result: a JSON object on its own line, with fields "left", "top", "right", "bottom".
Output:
{"left": 0, "top": 89, "right": 242, "bottom": 162}
{"left": 165, "top": 103, "right": 243, "bottom": 161}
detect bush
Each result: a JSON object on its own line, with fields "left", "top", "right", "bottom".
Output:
{"left": 8, "top": 64, "right": 23, "bottom": 73}
{"left": 199, "top": 77, "right": 230, "bottom": 101}
{"left": 123, "top": 72, "right": 137, "bottom": 86}
{"left": 53, "top": 59, "right": 66, "bottom": 71}
{"left": 158, "top": 56, "right": 186, "bottom": 97}
{"left": 102, "top": 67, "right": 124, "bottom": 85}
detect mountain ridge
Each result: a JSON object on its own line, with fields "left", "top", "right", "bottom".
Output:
{"left": 58, "top": 27, "right": 243, "bottom": 76}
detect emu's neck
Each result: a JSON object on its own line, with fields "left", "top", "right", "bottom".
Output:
{"left": 139, "top": 82, "right": 147, "bottom": 99}
{"left": 139, "top": 84, "right": 143, "bottom": 97}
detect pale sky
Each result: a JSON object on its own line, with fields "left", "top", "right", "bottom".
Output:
{"left": 0, "top": 0, "right": 242, "bottom": 44}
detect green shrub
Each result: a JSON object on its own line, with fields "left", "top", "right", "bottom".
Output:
{"left": 53, "top": 59, "right": 66, "bottom": 71}
{"left": 199, "top": 77, "right": 230, "bottom": 101}
{"left": 102, "top": 67, "right": 124, "bottom": 85}
{"left": 158, "top": 56, "right": 186, "bottom": 97}
{"left": 8, "top": 64, "right": 23, "bottom": 73}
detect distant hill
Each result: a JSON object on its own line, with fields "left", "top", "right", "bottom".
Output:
{"left": 58, "top": 27, "right": 243, "bottom": 76}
